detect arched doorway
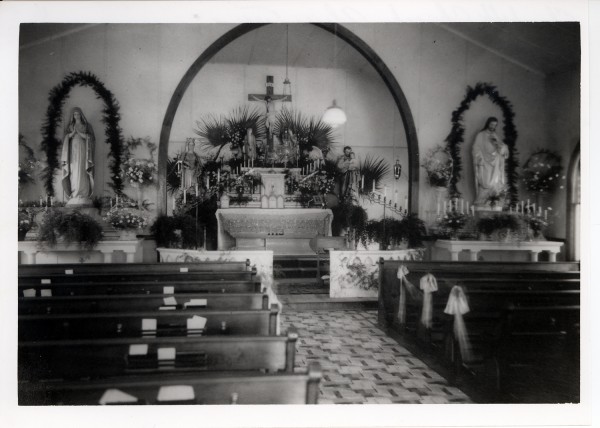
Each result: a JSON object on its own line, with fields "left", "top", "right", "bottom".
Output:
{"left": 157, "top": 23, "right": 419, "bottom": 215}
{"left": 566, "top": 142, "right": 580, "bottom": 261}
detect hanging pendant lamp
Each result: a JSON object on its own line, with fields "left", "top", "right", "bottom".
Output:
{"left": 322, "top": 24, "right": 346, "bottom": 128}
{"left": 322, "top": 99, "right": 347, "bottom": 128}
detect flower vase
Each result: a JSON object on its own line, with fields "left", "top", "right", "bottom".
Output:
{"left": 119, "top": 229, "right": 138, "bottom": 241}
{"left": 136, "top": 186, "right": 143, "bottom": 209}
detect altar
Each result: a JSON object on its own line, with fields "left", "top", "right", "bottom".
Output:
{"left": 433, "top": 239, "right": 564, "bottom": 262}
{"left": 216, "top": 208, "right": 333, "bottom": 255}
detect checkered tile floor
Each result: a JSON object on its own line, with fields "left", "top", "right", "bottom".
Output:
{"left": 281, "top": 310, "right": 472, "bottom": 404}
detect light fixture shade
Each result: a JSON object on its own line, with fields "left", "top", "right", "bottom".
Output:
{"left": 322, "top": 100, "right": 347, "bottom": 128}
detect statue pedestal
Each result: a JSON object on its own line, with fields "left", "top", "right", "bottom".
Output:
{"left": 66, "top": 197, "right": 93, "bottom": 207}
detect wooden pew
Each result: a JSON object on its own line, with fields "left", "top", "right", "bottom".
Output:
{"left": 18, "top": 270, "right": 257, "bottom": 286}
{"left": 18, "top": 260, "right": 251, "bottom": 276}
{"left": 491, "top": 304, "right": 580, "bottom": 399}
{"left": 378, "top": 259, "right": 580, "bottom": 400}
{"left": 19, "top": 305, "right": 279, "bottom": 341}
{"left": 19, "top": 363, "right": 322, "bottom": 405}
{"left": 19, "top": 279, "right": 262, "bottom": 297}
{"left": 19, "top": 292, "right": 269, "bottom": 315}
{"left": 19, "top": 332, "right": 298, "bottom": 381}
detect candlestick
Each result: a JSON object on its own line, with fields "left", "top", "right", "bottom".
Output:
{"left": 384, "top": 186, "right": 387, "bottom": 198}
{"left": 39, "top": 196, "right": 43, "bottom": 207}
{"left": 544, "top": 210, "right": 547, "bottom": 221}
{"left": 372, "top": 180, "right": 375, "bottom": 193}
{"left": 361, "top": 175, "right": 365, "bottom": 190}
{"left": 466, "top": 201, "right": 469, "bottom": 214}
{"left": 404, "top": 196, "right": 408, "bottom": 209}
{"left": 471, "top": 205, "right": 475, "bottom": 216}
{"left": 437, "top": 201, "right": 440, "bottom": 216}
{"left": 217, "top": 169, "right": 220, "bottom": 183}
{"left": 460, "top": 199, "right": 464, "bottom": 214}
{"left": 443, "top": 200, "right": 447, "bottom": 213}
{"left": 183, "top": 190, "right": 187, "bottom": 204}
{"left": 50, "top": 196, "right": 53, "bottom": 207}
{"left": 195, "top": 184, "right": 198, "bottom": 196}
{"left": 538, "top": 206, "right": 542, "bottom": 216}
{"left": 110, "top": 198, "right": 113, "bottom": 209}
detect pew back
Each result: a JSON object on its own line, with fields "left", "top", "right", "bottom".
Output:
{"left": 19, "top": 363, "right": 322, "bottom": 405}
{"left": 19, "top": 305, "right": 279, "bottom": 341}
{"left": 19, "top": 332, "right": 298, "bottom": 381}
{"left": 19, "top": 292, "right": 269, "bottom": 315}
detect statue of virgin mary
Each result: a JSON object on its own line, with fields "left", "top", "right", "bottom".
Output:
{"left": 61, "top": 107, "right": 95, "bottom": 205}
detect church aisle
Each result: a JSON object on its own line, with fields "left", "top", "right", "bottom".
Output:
{"left": 281, "top": 310, "right": 472, "bottom": 404}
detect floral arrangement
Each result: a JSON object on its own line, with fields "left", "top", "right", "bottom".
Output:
{"left": 18, "top": 210, "right": 33, "bottom": 239}
{"left": 486, "top": 188, "right": 507, "bottom": 208}
{"left": 522, "top": 149, "right": 564, "bottom": 194}
{"left": 421, "top": 145, "right": 453, "bottom": 188}
{"left": 123, "top": 158, "right": 156, "bottom": 186}
{"left": 104, "top": 207, "right": 148, "bottom": 230}
{"left": 285, "top": 171, "right": 300, "bottom": 194}
{"left": 438, "top": 209, "right": 468, "bottom": 235}
{"left": 228, "top": 168, "right": 260, "bottom": 194}
{"left": 527, "top": 216, "right": 549, "bottom": 234}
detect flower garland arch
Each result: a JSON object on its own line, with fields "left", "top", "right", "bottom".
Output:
{"left": 40, "top": 71, "right": 125, "bottom": 196}
{"left": 445, "top": 82, "right": 519, "bottom": 206}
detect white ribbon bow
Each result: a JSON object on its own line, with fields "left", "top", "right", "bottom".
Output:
{"left": 419, "top": 273, "right": 438, "bottom": 328}
{"left": 444, "top": 286, "right": 472, "bottom": 362}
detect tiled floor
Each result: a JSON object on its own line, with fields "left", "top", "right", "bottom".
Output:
{"left": 280, "top": 309, "right": 472, "bottom": 404}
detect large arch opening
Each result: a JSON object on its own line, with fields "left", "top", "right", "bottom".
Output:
{"left": 157, "top": 23, "right": 419, "bottom": 215}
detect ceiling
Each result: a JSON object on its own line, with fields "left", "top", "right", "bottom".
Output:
{"left": 20, "top": 22, "right": 581, "bottom": 76}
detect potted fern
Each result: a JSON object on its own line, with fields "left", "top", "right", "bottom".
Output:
{"left": 37, "top": 210, "right": 103, "bottom": 250}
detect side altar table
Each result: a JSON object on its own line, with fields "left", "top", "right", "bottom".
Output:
{"left": 216, "top": 208, "right": 333, "bottom": 255}
{"left": 434, "top": 239, "right": 564, "bottom": 262}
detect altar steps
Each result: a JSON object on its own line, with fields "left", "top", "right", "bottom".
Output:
{"left": 273, "top": 255, "right": 378, "bottom": 311}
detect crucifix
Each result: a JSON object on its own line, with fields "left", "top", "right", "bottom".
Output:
{"left": 248, "top": 75, "right": 292, "bottom": 153}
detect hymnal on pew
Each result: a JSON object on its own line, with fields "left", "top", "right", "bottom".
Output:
{"left": 40, "top": 289, "right": 52, "bottom": 297}
{"left": 184, "top": 299, "right": 207, "bottom": 308}
{"left": 157, "top": 385, "right": 194, "bottom": 402}
{"left": 163, "top": 297, "right": 177, "bottom": 306}
{"left": 163, "top": 286, "right": 174, "bottom": 294}
{"left": 128, "top": 344, "right": 149, "bottom": 356}
{"left": 23, "top": 288, "right": 36, "bottom": 297}
{"left": 99, "top": 388, "right": 138, "bottom": 405}
{"left": 158, "top": 347, "right": 176, "bottom": 360}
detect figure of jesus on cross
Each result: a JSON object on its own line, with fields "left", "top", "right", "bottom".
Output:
{"left": 248, "top": 75, "right": 292, "bottom": 154}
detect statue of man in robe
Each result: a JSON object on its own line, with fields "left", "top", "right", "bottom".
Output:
{"left": 472, "top": 116, "right": 509, "bottom": 207}
{"left": 181, "top": 138, "right": 200, "bottom": 190}
{"left": 61, "top": 107, "right": 95, "bottom": 206}
{"left": 336, "top": 146, "right": 358, "bottom": 199}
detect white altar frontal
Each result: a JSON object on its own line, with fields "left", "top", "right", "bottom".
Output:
{"left": 217, "top": 208, "right": 333, "bottom": 254}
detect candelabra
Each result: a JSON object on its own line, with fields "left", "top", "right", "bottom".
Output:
{"left": 362, "top": 190, "right": 408, "bottom": 217}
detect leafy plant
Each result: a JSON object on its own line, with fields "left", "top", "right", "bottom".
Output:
{"left": 361, "top": 215, "right": 426, "bottom": 249}
{"left": 358, "top": 155, "right": 390, "bottom": 193}
{"left": 477, "top": 213, "right": 520, "bottom": 236}
{"left": 37, "top": 210, "right": 103, "bottom": 250}
{"left": 19, "top": 134, "right": 39, "bottom": 187}
{"left": 421, "top": 145, "right": 453, "bottom": 187}
{"left": 331, "top": 201, "right": 368, "bottom": 247}
{"left": 150, "top": 214, "right": 202, "bottom": 249}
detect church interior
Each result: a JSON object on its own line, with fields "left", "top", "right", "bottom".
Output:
{"left": 11, "top": 11, "right": 587, "bottom": 426}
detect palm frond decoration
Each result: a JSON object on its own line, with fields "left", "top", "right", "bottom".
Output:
{"left": 166, "top": 157, "right": 181, "bottom": 195}
{"left": 194, "top": 105, "right": 266, "bottom": 162}
{"left": 273, "top": 109, "right": 336, "bottom": 152}
{"left": 358, "top": 155, "right": 390, "bottom": 192}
